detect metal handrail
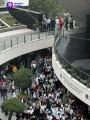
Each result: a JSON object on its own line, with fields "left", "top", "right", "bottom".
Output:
{"left": 54, "top": 29, "right": 90, "bottom": 87}
{"left": 0, "top": 28, "right": 55, "bottom": 53}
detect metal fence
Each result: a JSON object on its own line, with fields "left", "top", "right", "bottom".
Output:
{"left": 54, "top": 29, "right": 90, "bottom": 88}
{"left": 0, "top": 29, "right": 55, "bottom": 53}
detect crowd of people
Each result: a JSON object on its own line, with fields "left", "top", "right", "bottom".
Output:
{"left": 17, "top": 55, "right": 86, "bottom": 120}
{"left": 0, "top": 51, "right": 87, "bottom": 120}
{"left": 42, "top": 15, "right": 78, "bottom": 34}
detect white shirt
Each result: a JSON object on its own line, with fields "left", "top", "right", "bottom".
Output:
{"left": 56, "top": 92, "right": 60, "bottom": 98}
{"left": 47, "top": 114, "right": 53, "bottom": 120}
{"left": 70, "top": 109, "right": 73, "bottom": 115}
{"left": 60, "top": 107, "right": 64, "bottom": 115}
{"left": 13, "top": 92, "right": 16, "bottom": 97}
{"left": 47, "top": 19, "right": 51, "bottom": 24}
{"left": 40, "top": 74, "right": 45, "bottom": 80}
{"left": 51, "top": 107, "right": 57, "bottom": 117}
{"left": 26, "top": 109, "right": 34, "bottom": 114}
{"left": 55, "top": 19, "right": 59, "bottom": 24}
{"left": 40, "top": 105, "right": 46, "bottom": 113}
{"left": 55, "top": 98, "right": 61, "bottom": 104}
{"left": 48, "top": 93, "right": 53, "bottom": 98}
{"left": 33, "top": 92, "right": 37, "bottom": 98}
{"left": 32, "top": 63, "right": 36, "bottom": 68}
{"left": 29, "top": 109, "right": 34, "bottom": 114}
{"left": 62, "top": 116, "right": 65, "bottom": 120}
{"left": 35, "top": 77, "right": 39, "bottom": 85}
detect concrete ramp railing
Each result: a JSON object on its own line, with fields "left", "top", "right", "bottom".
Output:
{"left": 0, "top": 30, "right": 55, "bottom": 53}
{"left": 0, "top": 25, "right": 27, "bottom": 33}
{"left": 0, "top": 29, "right": 54, "bottom": 65}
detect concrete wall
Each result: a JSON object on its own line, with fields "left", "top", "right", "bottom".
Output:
{"left": 52, "top": 52, "right": 90, "bottom": 106}
{"left": 59, "top": 0, "right": 90, "bottom": 26}
{"left": 0, "top": 25, "right": 27, "bottom": 33}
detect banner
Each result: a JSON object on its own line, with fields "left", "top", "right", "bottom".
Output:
{"left": 0, "top": 0, "right": 29, "bottom": 7}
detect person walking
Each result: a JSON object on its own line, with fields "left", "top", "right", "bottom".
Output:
{"left": 64, "top": 16, "right": 68, "bottom": 30}
{"left": 70, "top": 16, "right": 74, "bottom": 29}
{"left": 42, "top": 14, "right": 47, "bottom": 31}
{"left": 59, "top": 18, "right": 63, "bottom": 29}
{"left": 50, "top": 17, "right": 55, "bottom": 34}
{"left": 46, "top": 18, "right": 51, "bottom": 34}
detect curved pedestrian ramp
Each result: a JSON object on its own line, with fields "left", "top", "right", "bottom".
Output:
{"left": 0, "top": 28, "right": 54, "bottom": 65}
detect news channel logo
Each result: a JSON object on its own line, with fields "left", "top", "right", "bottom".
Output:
{"left": 7, "top": 2, "right": 23, "bottom": 8}
{"left": 7, "top": 2, "right": 13, "bottom": 8}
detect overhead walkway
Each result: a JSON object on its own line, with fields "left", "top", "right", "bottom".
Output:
{"left": 52, "top": 27, "right": 90, "bottom": 106}
{"left": 0, "top": 28, "right": 54, "bottom": 65}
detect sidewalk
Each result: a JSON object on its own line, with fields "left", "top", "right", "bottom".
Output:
{"left": 0, "top": 92, "right": 16, "bottom": 120}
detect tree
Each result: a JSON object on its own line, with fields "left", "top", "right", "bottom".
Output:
{"left": 29, "top": 0, "right": 65, "bottom": 17}
{"left": 12, "top": 67, "right": 33, "bottom": 92}
{"left": 1, "top": 98, "right": 25, "bottom": 120}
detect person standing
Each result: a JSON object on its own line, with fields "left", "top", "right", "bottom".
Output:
{"left": 59, "top": 17, "right": 63, "bottom": 35}
{"left": 42, "top": 14, "right": 47, "bottom": 31}
{"left": 46, "top": 18, "right": 51, "bottom": 34}
{"left": 70, "top": 16, "right": 74, "bottom": 29}
{"left": 64, "top": 16, "right": 68, "bottom": 30}
{"left": 46, "top": 96, "right": 52, "bottom": 111}
{"left": 55, "top": 16, "right": 59, "bottom": 33}
{"left": 50, "top": 17, "right": 55, "bottom": 34}
{"left": 59, "top": 18, "right": 63, "bottom": 29}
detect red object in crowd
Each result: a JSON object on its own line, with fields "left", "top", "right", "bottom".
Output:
{"left": 34, "top": 84, "right": 38, "bottom": 93}
{"left": 0, "top": 80, "right": 3, "bottom": 85}
{"left": 59, "top": 19, "right": 63, "bottom": 28}
{"left": 53, "top": 116, "right": 57, "bottom": 120}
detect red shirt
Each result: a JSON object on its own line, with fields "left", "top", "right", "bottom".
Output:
{"left": 0, "top": 80, "right": 3, "bottom": 85}
{"left": 59, "top": 19, "right": 63, "bottom": 27}
{"left": 34, "top": 85, "right": 38, "bottom": 93}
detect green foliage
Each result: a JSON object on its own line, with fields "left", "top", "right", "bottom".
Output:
{"left": 1, "top": 98, "right": 25, "bottom": 114}
{"left": 29, "top": 0, "right": 65, "bottom": 17}
{"left": 33, "top": 20, "right": 42, "bottom": 29}
{"left": 62, "top": 94, "right": 69, "bottom": 104}
{"left": 18, "top": 92, "right": 28, "bottom": 99}
{"left": 12, "top": 67, "right": 33, "bottom": 89}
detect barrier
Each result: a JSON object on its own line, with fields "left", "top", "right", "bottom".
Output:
{"left": 53, "top": 29, "right": 90, "bottom": 88}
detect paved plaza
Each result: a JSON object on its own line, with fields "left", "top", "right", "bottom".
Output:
{"left": 0, "top": 91, "right": 16, "bottom": 120}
